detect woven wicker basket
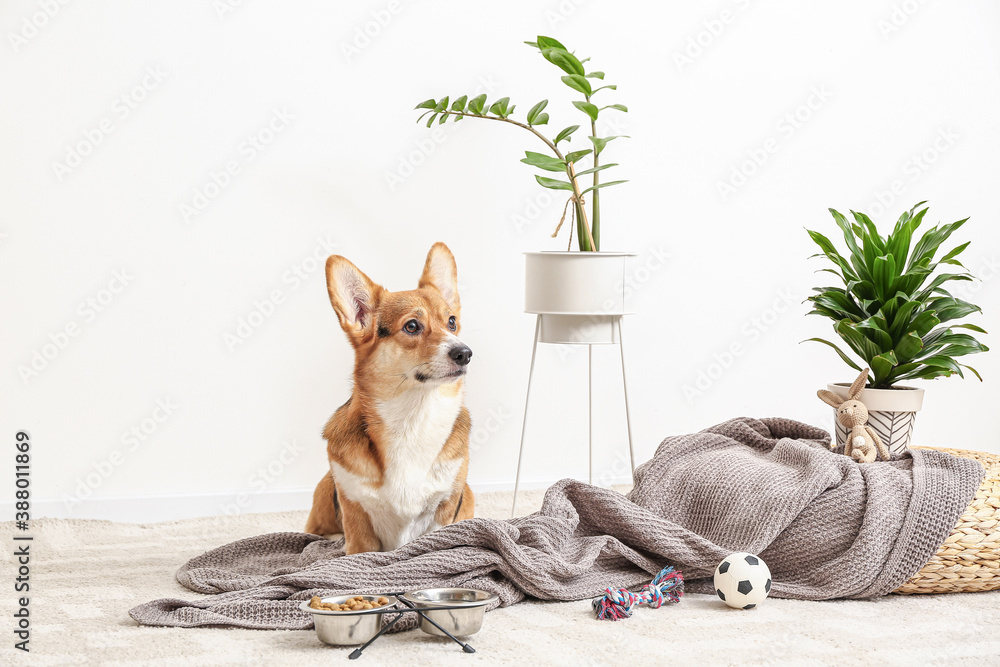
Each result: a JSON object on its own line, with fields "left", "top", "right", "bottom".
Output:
{"left": 894, "top": 447, "right": 1000, "bottom": 594}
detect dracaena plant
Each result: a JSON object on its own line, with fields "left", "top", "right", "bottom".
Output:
{"left": 414, "top": 35, "right": 628, "bottom": 252}
{"left": 805, "top": 202, "right": 988, "bottom": 389}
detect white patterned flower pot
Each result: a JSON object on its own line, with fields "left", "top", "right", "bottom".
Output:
{"left": 525, "top": 251, "right": 636, "bottom": 345}
{"left": 827, "top": 383, "right": 925, "bottom": 455}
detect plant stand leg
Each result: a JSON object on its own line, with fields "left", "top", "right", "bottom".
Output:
{"left": 617, "top": 317, "right": 636, "bottom": 477}
{"left": 588, "top": 343, "right": 593, "bottom": 485}
{"left": 511, "top": 315, "right": 542, "bottom": 518}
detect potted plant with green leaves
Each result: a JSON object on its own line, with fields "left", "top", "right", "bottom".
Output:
{"left": 415, "top": 35, "right": 634, "bottom": 344}
{"left": 805, "top": 202, "right": 989, "bottom": 453}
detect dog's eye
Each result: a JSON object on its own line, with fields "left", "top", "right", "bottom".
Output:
{"left": 403, "top": 319, "right": 422, "bottom": 334}
{"left": 448, "top": 316, "right": 457, "bottom": 331}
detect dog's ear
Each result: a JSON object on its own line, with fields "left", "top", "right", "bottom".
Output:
{"left": 326, "top": 255, "right": 381, "bottom": 337}
{"left": 848, "top": 368, "right": 870, "bottom": 400}
{"left": 418, "top": 242, "right": 459, "bottom": 310}
{"left": 817, "top": 389, "right": 842, "bottom": 408}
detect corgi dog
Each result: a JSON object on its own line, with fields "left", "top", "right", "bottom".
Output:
{"left": 305, "top": 242, "right": 475, "bottom": 554}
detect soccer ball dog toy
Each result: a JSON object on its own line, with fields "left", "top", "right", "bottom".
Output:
{"left": 714, "top": 552, "right": 772, "bottom": 609}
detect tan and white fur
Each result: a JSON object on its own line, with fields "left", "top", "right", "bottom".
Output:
{"left": 817, "top": 368, "right": 890, "bottom": 463}
{"left": 305, "top": 242, "right": 475, "bottom": 553}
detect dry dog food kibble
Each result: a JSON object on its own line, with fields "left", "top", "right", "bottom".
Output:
{"left": 309, "top": 595, "right": 390, "bottom": 611}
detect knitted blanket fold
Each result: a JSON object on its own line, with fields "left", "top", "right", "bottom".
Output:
{"left": 129, "top": 418, "right": 984, "bottom": 630}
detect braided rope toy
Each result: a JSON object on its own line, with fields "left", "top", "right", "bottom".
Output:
{"left": 591, "top": 566, "right": 684, "bottom": 621}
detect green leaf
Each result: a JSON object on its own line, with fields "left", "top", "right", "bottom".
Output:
{"left": 932, "top": 297, "right": 981, "bottom": 323}
{"left": 526, "top": 100, "right": 549, "bottom": 126}
{"left": 565, "top": 149, "right": 593, "bottom": 164}
{"left": 934, "top": 345, "right": 989, "bottom": 361}
{"left": 870, "top": 351, "right": 898, "bottom": 386}
{"left": 555, "top": 125, "right": 580, "bottom": 144}
{"left": 488, "top": 97, "right": 511, "bottom": 117}
{"left": 803, "top": 338, "right": 863, "bottom": 372}
{"left": 586, "top": 71, "right": 605, "bottom": 79}
{"left": 592, "top": 84, "right": 618, "bottom": 94}
{"left": 961, "top": 364, "right": 984, "bottom": 381}
{"left": 425, "top": 113, "right": 439, "bottom": 128}
{"left": 910, "top": 310, "right": 941, "bottom": 337}
{"left": 433, "top": 97, "right": 449, "bottom": 112}
{"left": 561, "top": 74, "right": 592, "bottom": 96}
{"left": 852, "top": 211, "right": 885, "bottom": 252}
{"left": 572, "top": 100, "right": 599, "bottom": 120}
{"left": 601, "top": 104, "right": 628, "bottom": 112}
{"left": 835, "top": 320, "right": 882, "bottom": 363}
{"left": 534, "top": 175, "right": 574, "bottom": 191}
{"left": 919, "top": 355, "right": 965, "bottom": 378}
{"left": 521, "top": 151, "right": 565, "bottom": 172}
{"left": 533, "top": 35, "right": 567, "bottom": 50}
{"left": 952, "top": 323, "right": 988, "bottom": 334}
{"left": 919, "top": 332, "right": 986, "bottom": 356}
{"left": 807, "top": 229, "right": 857, "bottom": 282}
{"left": 895, "top": 366, "right": 957, "bottom": 382}
{"left": 808, "top": 289, "right": 864, "bottom": 321}
{"left": 415, "top": 99, "right": 437, "bottom": 110}
{"left": 915, "top": 272, "right": 973, "bottom": 301}
{"left": 450, "top": 95, "right": 467, "bottom": 112}
{"left": 909, "top": 217, "right": 968, "bottom": 270}
{"left": 919, "top": 327, "right": 953, "bottom": 350}
{"left": 856, "top": 316, "right": 892, "bottom": 347}
{"left": 938, "top": 241, "right": 970, "bottom": 267}
{"left": 894, "top": 331, "right": 924, "bottom": 361}
{"left": 883, "top": 362, "right": 923, "bottom": 384}
{"left": 467, "top": 94, "right": 487, "bottom": 115}
{"left": 886, "top": 300, "right": 919, "bottom": 339}
{"left": 828, "top": 209, "right": 869, "bottom": 282}
{"left": 847, "top": 280, "right": 876, "bottom": 302}
{"left": 589, "top": 134, "right": 628, "bottom": 156}
{"left": 541, "top": 47, "right": 586, "bottom": 76}
{"left": 886, "top": 213, "right": 914, "bottom": 268}
{"left": 574, "top": 163, "right": 618, "bottom": 177}
{"left": 581, "top": 179, "right": 627, "bottom": 195}
{"left": 877, "top": 295, "right": 901, "bottom": 322}
{"left": 895, "top": 263, "right": 933, "bottom": 297}
{"left": 872, "top": 255, "right": 897, "bottom": 300}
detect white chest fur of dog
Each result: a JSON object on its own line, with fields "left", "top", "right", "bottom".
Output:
{"left": 331, "top": 385, "right": 464, "bottom": 551}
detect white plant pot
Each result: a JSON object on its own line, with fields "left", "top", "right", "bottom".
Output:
{"left": 525, "top": 251, "right": 636, "bottom": 344}
{"left": 827, "top": 383, "right": 925, "bottom": 455}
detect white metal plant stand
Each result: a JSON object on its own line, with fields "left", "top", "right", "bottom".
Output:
{"left": 510, "top": 312, "right": 637, "bottom": 517}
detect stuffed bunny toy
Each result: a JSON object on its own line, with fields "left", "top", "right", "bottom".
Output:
{"left": 817, "top": 368, "right": 890, "bottom": 463}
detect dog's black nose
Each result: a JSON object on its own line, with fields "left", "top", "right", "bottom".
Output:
{"left": 449, "top": 345, "right": 473, "bottom": 366}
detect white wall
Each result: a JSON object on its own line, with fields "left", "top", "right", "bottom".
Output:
{"left": 2, "top": 0, "right": 998, "bottom": 522}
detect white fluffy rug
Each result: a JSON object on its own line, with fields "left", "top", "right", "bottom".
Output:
{"left": 3, "top": 488, "right": 998, "bottom": 666}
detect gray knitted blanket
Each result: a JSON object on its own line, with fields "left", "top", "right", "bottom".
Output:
{"left": 129, "top": 418, "right": 984, "bottom": 630}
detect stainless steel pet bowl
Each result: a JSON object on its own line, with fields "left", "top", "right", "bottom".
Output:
{"left": 401, "top": 588, "right": 498, "bottom": 637}
{"left": 300, "top": 595, "right": 397, "bottom": 646}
